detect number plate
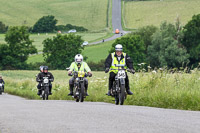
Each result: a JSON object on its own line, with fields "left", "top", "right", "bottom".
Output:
{"left": 44, "top": 79, "right": 49, "bottom": 83}
{"left": 117, "top": 70, "right": 126, "bottom": 78}
{"left": 0, "top": 84, "right": 2, "bottom": 87}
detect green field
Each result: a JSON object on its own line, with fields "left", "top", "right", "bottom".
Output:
{"left": 1, "top": 70, "right": 200, "bottom": 110}
{"left": 123, "top": 0, "right": 200, "bottom": 29}
{"left": 0, "top": 32, "right": 113, "bottom": 52}
{"left": 0, "top": 0, "right": 108, "bottom": 31}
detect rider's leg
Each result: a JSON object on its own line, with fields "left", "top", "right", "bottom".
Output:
{"left": 49, "top": 83, "right": 52, "bottom": 95}
{"left": 108, "top": 72, "right": 116, "bottom": 96}
{"left": 125, "top": 74, "right": 133, "bottom": 95}
{"left": 84, "top": 78, "right": 89, "bottom": 96}
{"left": 68, "top": 77, "right": 74, "bottom": 96}
{"left": 37, "top": 83, "right": 42, "bottom": 95}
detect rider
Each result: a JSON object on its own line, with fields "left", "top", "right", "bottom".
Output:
{"left": 0, "top": 76, "right": 5, "bottom": 92}
{"left": 36, "top": 66, "right": 54, "bottom": 95}
{"left": 105, "top": 44, "right": 135, "bottom": 96}
{"left": 68, "top": 54, "right": 92, "bottom": 96}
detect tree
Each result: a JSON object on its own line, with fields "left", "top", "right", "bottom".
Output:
{"left": 0, "top": 26, "right": 37, "bottom": 69}
{"left": 147, "top": 22, "right": 189, "bottom": 68}
{"left": 32, "top": 15, "right": 57, "bottom": 33}
{"left": 131, "top": 25, "right": 158, "bottom": 53}
{"left": 182, "top": 14, "right": 200, "bottom": 66}
{"left": 43, "top": 34, "right": 84, "bottom": 69}
{"left": 110, "top": 35, "right": 146, "bottom": 69}
{"left": 0, "top": 21, "right": 8, "bottom": 33}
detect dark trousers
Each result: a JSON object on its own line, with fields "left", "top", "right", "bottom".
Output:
{"left": 109, "top": 72, "right": 130, "bottom": 90}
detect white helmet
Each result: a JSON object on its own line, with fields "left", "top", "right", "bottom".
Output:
{"left": 75, "top": 54, "right": 83, "bottom": 63}
{"left": 115, "top": 44, "right": 123, "bottom": 51}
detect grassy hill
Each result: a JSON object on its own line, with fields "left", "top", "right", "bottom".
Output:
{"left": 0, "top": 0, "right": 109, "bottom": 31}
{"left": 123, "top": 0, "right": 200, "bottom": 29}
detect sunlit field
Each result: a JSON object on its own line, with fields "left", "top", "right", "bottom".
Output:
{"left": 1, "top": 70, "right": 200, "bottom": 111}
{"left": 124, "top": 0, "right": 200, "bottom": 29}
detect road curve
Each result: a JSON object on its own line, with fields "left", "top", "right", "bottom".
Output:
{"left": 0, "top": 93, "right": 200, "bottom": 133}
{"left": 89, "top": 0, "right": 129, "bottom": 45}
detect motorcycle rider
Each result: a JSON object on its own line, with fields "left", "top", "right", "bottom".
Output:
{"left": 68, "top": 54, "right": 92, "bottom": 96}
{"left": 0, "top": 76, "right": 5, "bottom": 92}
{"left": 105, "top": 44, "right": 135, "bottom": 96}
{"left": 36, "top": 66, "right": 54, "bottom": 95}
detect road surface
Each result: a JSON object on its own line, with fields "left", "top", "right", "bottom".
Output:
{"left": 0, "top": 93, "right": 200, "bottom": 133}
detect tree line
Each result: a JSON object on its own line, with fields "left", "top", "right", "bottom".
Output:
{"left": 0, "top": 15, "right": 88, "bottom": 34}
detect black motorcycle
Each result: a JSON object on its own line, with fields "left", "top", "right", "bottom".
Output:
{"left": 0, "top": 83, "right": 3, "bottom": 95}
{"left": 40, "top": 77, "right": 51, "bottom": 100}
{"left": 68, "top": 70, "right": 90, "bottom": 102}
{"left": 110, "top": 64, "right": 131, "bottom": 105}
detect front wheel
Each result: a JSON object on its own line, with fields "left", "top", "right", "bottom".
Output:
{"left": 80, "top": 83, "right": 85, "bottom": 102}
{"left": 119, "top": 84, "right": 125, "bottom": 105}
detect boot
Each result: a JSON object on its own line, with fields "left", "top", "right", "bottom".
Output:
{"left": 85, "top": 84, "right": 89, "bottom": 96}
{"left": 107, "top": 89, "right": 111, "bottom": 96}
{"left": 68, "top": 85, "right": 73, "bottom": 96}
{"left": 126, "top": 88, "right": 133, "bottom": 95}
{"left": 37, "top": 90, "right": 42, "bottom": 95}
{"left": 49, "top": 88, "right": 52, "bottom": 95}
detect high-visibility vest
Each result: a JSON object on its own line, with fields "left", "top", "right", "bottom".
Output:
{"left": 69, "top": 62, "right": 91, "bottom": 72}
{"left": 110, "top": 52, "right": 127, "bottom": 73}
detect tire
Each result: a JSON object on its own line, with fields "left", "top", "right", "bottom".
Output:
{"left": 0, "top": 87, "right": 2, "bottom": 95}
{"left": 76, "top": 99, "right": 79, "bottom": 102}
{"left": 45, "top": 87, "right": 49, "bottom": 100}
{"left": 119, "top": 84, "right": 125, "bottom": 105}
{"left": 80, "top": 84, "right": 84, "bottom": 102}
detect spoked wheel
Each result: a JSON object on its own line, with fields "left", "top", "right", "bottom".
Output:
{"left": 119, "top": 84, "right": 125, "bottom": 105}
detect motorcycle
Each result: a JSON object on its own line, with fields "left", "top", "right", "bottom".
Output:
{"left": 109, "top": 64, "right": 131, "bottom": 105}
{"left": 0, "top": 83, "right": 3, "bottom": 95}
{"left": 40, "top": 77, "right": 51, "bottom": 100}
{"left": 67, "top": 69, "right": 91, "bottom": 102}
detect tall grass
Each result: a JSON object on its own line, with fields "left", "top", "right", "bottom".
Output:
{"left": 1, "top": 70, "right": 200, "bottom": 110}
{"left": 124, "top": 0, "right": 200, "bottom": 29}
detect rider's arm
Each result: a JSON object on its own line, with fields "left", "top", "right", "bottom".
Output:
{"left": 126, "top": 54, "right": 134, "bottom": 69}
{"left": 105, "top": 54, "right": 112, "bottom": 69}
{"left": 84, "top": 62, "right": 91, "bottom": 72}
{"left": 36, "top": 73, "right": 42, "bottom": 82}
{"left": 49, "top": 73, "right": 54, "bottom": 82}
{"left": 69, "top": 62, "right": 75, "bottom": 72}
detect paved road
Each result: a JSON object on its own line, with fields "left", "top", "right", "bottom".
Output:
{"left": 0, "top": 93, "right": 200, "bottom": 133}
{"left": 89, "top": 0, "right": 130, "bottom": 45}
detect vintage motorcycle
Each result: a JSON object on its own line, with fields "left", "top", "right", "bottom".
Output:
{"left": 40, "top": 77, "right": 51, "bottom": 100}
{"left": 109, "top": 64, "right": 131, "bottom": 105}
{"left": 0, "top": 83, "right": 3, "bottom": 95}
{"left": 67, "top": 69, "right": 91, "bottom": 102}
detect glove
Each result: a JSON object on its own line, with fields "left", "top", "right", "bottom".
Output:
{"left": 130, "top": 69, "right": 135, "bottom": 74}
{"left": 68, "top": 71, "right": 72, "bottom": 76}
{"left": 105, "top": 68, "right": 109, "bottom": 73}
{"left": 88, "top": 72, "right": 92, "bottom": 77}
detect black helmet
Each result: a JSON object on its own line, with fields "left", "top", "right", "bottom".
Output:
{"left": 43, "top": 66, "right": 48, "bottom": 73}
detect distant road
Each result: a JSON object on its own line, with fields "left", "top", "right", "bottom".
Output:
{"left": 89, "top": 0, "right": 130, "bottom": 45}
{"left": 0, "top": 94, "right": 200, "bottom": 133}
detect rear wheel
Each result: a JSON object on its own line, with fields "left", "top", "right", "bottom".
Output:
{"left": 115, "top": 95, "right": 119, "bottom": 105}
{"left": 119, "top": 84, "right": 125, "bottom": 105}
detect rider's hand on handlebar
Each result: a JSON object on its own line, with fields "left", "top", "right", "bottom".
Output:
{"left": 88, "top": 72, "right": 92, "bottom": 77}
{"left": 130, "top": 69, "right": 135, "bottom": 74}
{"left": 68, "top": 71, "right": 72, "bottom": 76}
{"left": 105, "top": 68, "right": 109, "bottom": 73}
